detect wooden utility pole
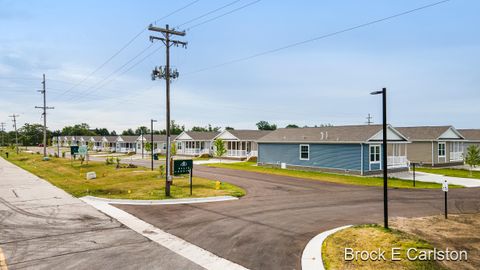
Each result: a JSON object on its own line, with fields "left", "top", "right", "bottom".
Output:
{"left": 149, "top": 24, "right": 187, "bottom": 197}
{"left": 0, "top": 122, "right": 5, "bottom": 146}
{"left": 35, "top": 74, "right": 54, "bottom": 159}
{"left": 8, "top": 114, "right": 19, "bottom": 154}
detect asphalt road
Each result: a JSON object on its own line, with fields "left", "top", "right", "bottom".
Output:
{"left": 0, "top": 157, "right": 204, "bottom": 270}
{"left": 117, "top": 165, "right": 480, "bottom": 270}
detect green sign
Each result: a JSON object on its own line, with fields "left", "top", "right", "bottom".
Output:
{"left": 173, "top": 159, "right": 193, "bottom": 175}
{"left": 78, "top": 146, "right": 88, "bottom": 157}
{"left": 70, "top": 146, "right": 79, "bottom": 155}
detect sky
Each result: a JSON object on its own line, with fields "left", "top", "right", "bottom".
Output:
{"left": 0, "top": 0, "right": 479, "bottom": 133}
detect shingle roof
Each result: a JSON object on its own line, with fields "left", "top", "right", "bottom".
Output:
{"left": 185, "top": 131, "right": 220, "bottom": 141}
{"left": 226, "top": 130, "right": 272, "bottom": 140}
{"left": 144, "top": 134, "right": 177, "bottom": 142}
{"left": 396, "top": 126, "right": 453, "bottom": 141}
{"left": 104, "top": 136, "right": 119, "bottom": 142}
{"left": 118, "top": 135, "right": 138, "bottom": 142}
{"left": 458, "top": 129, "right": 480, "bottom": 141}
{"left": 89, "top": 136, "right": 104, "bottom": 141}
{"left": 257, "top": 125, "right": 391, "bottom": 143}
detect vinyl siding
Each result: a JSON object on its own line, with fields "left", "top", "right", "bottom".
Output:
{"left": 258, "top": 143, "right": 362, "bottom": 172}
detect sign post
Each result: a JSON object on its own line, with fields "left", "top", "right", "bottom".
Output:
{"left": 412, "top": 163, "right": 416, "bottom": 187}
{"left": 173, "top": 159, "right": 194, "bottom": 196}
{"left": 442, "top": 179, "right": 448, "bottom": 219}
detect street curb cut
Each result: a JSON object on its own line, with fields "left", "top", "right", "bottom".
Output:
{"left": 80, "top": 195, "right": 238, "bottom": 205}
{"left": 301, "top": 225, "right": 352, "bottom": 270}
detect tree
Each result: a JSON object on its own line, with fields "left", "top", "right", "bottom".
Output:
{"left": 93, "top": 128, "right": 110, "bottom": 136}
{"left": 110, "top": 130, "right": 117, "bottom": 136}
{"left": 61, "top": 123, "right": 94, "bottom": 136}
{"left": 122, "top": 128, "right": 135, "bottom": 135}
{"left": 213, "top": 138, "right": 226, "bottom": 160}
{"left": 145, "top": 142, "right": 152, "bottom": 153}
{"left": 225, "top": 126, "right": 234, "bottom": 130}
{"left": 18, "top": 123, "right": 48, "bottom": 146}
{"left": 135, "top": 126, "right": 150, "bottom": 135}
{"left": 465, "top": 145, "right": 480, "bottom": 176}
{"left": 171, "top": 142, "right": 177, "bottom": 156}
{"left": 87, "top": 141, "right": 94, "bottom": 151}
{"left": 256, "top": 121, "right": 277, "bottom": 131}
{"left": 159, "top": 120, "right": 185, "bottom": 135}
{"left": 285, "top": 124, "right": 299, "bottom": 128}
{"left": 191, "top": 124, "right": 220, "bottom": 132}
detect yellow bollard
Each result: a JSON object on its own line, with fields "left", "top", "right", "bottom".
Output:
{"left": 215, "top": 181, "right": 221, "bottom": 190}
{"left": 128, "top": 190, "right": 131, "bottom": 194}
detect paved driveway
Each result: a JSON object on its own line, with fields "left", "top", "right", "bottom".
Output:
{"left": 117, "top": 166, "right": 480, "bottom": 270}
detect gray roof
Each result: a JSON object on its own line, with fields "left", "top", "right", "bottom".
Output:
{"left": 89, "top": 136, "right": 104, "bottom": 141}
{"left": 144, "top": 134, "right": 177, "bottom": 142}
{"left": 226, "top": 130, "right": 272, "bottom": 140}
{"left": 185, "top": 131, "right": 220, "bottom": 141}
{"left": 118, "top": 135, "right": 138, "bottom": 142}
{"left": 257, "top": 125, "right": 393, "bottom": 143}
{"left": 396, "top": 126, "right": 455, "bottom": 141}
{"left": 104, "top": 136, "right": 119, "bottom": 142}
{"left": 458, "top": 129, "right": 480, "bottom": 141}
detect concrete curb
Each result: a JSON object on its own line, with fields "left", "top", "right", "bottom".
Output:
{"left": 81, "top": 197, "right": 249, "bottom": 270}
{"left": 301, "top": 225, "right": 352, "bottom": 270}
{"left": 80, "top": 195, "right": 238, "bottom": 205}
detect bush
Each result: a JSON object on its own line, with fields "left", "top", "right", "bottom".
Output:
{"left": 62, "top": 151, "right": 66, "bottom": 158}
{"left": 199, "top": 153, "right": 211, "bottom": 158}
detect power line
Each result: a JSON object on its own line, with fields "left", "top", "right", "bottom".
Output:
{"left": 51, "top": 0, "right": 201, "bottom": 101}
{"left": 176, "top": 0, "right": 243, "bottom": 28}
{"left": 185, "top": 0, "right": 452, "bottom": 75}
{"left": 185, "top": 0, "right": 262, "bottom": 30}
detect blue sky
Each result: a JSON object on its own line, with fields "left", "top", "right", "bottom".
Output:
{"left": 1, "top": 0, "right": 479, "bottom": 132}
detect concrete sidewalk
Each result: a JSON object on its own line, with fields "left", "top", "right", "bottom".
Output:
{"left": 392, "top": 171, "right": 480, "bottom": 187}
{"left": 0, "top": 157, "right": 204, "bottom": 270}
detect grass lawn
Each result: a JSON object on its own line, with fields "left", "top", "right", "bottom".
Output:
{"left": 0, "top": 150, "right": 245, "bottom": 200}
{"left": 205, "top": 162, "right": 460, "bottom": 189}
{"left": 416, "top": 167, "right": 480, "bottom": 180}
{"left": 322, "top": 225, "right": 446, "bottom": 270}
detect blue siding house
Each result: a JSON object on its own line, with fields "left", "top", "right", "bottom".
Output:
{"left": 257, "top": 125, "right": 410, "bottom": 175}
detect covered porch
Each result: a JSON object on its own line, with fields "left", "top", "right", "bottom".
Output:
{"left": 176, "top": 141, "right": 211, "bottom": 156}
{"left": 224, "top": 140, "right": 256, "bottom": 158}
{"left": 387, "top": 143, "right": 409, "bottom": 169}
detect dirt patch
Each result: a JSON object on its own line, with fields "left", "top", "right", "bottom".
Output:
{"left": 391, "top": 213, "right": 480, "bottom": 270}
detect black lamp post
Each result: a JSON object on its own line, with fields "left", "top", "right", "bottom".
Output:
{"left": 151, "top": 119, "right": 157, "bottom": 171}
{"left": 371, "top": 87, "right": 388, "bottom": 229}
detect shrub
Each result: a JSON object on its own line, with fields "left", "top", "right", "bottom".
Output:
{"left": 62, "top": 151, "right": 66, "bottom": 158}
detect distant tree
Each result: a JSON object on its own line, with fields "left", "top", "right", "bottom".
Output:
{"left": 213, "top": 138, "right": 226, "bottom": 161}
{"left": 93, "top": 128, "right": 110, "bottom": 136}
{"left": 256, "top": 121, "right": 277, "bottom": 131}
{"left": 145, "top": 142, "right": 152, "bottom": 153}
{"left": 159, "top": 120, "right": 185, "bottom": 135}
{"left": 18, "top": 123, "right": 48, "bottom": 146}
{"left": 122, "top": 129, "right": 135, "bottom": 135}
{"left": 135, "top": 126, "right": 150, "bottom": 135}
{"left": 191, "top": 124, "right": 220, "bottom": 132}
{"left": 62, "top": 123, "right": 94, "bottom": 136}
{"left": 465, "top": 145, "right": 480, "bottom": 176}
{"left": 110, "top": 130, "right": 117, "bottom": 136}
{"left": 285, "top": 124, "right": 299, "bottom": 128}
{"left": 225, "top": 126, "right": 234, "bottom": 130}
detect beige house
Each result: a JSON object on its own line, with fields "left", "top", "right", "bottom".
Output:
{"left": 396, "top": 126, "right": 465, "bottom": 166}
{"left": 457, "top": 129, "right": 480, "bottom": 153}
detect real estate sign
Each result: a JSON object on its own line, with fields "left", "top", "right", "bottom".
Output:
{"left": 70, "top": 146, "right": 79, "bottom": 155}
{"left": 173, "top": 159, "right": 193, "bottom": 175}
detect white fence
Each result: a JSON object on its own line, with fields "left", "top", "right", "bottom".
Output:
{"left": 450, "top": 151, "right": 463, "bottom": 161}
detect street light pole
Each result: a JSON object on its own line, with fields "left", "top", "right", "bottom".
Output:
{"left": 371, "top": 87, "right": 388, "bottom": 229}
{"left": 151, "top": 119, "right": 157, "bottom": 171}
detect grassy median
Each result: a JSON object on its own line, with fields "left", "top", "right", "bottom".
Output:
{"left": 0, "top": 150, "right": 245, "bottom": 200}
{"left": 417, "top": 167, "right": 480, "bottom": 180}
{"left": 206, "top": 162, "right": 459, "bottom": 189}
{"left": 322, "top": 225, "right": 445, "bottom": 270}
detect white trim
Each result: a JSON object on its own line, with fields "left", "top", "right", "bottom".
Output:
{"left": 360, "top": 143, "right": 364, "bottom": 175}
{"left": 299, "top": 144, "right": 310, "bottom": 160}
{"left": 369, "top": 144, "right": 381, "bottom": 164}
{"left": 438, "top": 141, "right": 446, "bottom": 161}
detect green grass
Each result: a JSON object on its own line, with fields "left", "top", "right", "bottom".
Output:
{"left": 0, "top": 150, "right": 245, "bottom": 200}
{"left": 417, "top": 167, "right": 480, "bottom": 180}
{"left": 205, "top": 162, "right": 461, "bottom": 189}
{"left": 322, "top": 224, "right": 446, "bottom": 270}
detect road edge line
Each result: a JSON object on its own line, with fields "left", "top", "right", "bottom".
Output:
{"left": 81, "top": 197, "right": 249, "bottom": 270}
{"left": 301, "top": 225, "right": 352, "bottom": 270}
{"left": 80, "top": 195, "right": 238, "bottom": 205}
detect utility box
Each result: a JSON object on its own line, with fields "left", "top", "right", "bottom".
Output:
{"left": 281, "top": 162, "right": 287, "bottom": 169}
{"left": 86, "top": 172, "right": 97, "bottom": 180}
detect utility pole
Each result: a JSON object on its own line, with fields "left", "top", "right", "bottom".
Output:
{"left": 35, "top": 74, "right": 54, "bottom": 159}
{"left": 9, "top": 114, "right": 19, "bottom": 154}
{"left": 366, "top": 113, "right": 373, "bottom": 125}
{"left": 151, "top": 119, "right": 157, "bottom": 171}
{"left": 0, "top": 122, "right": 5, "bottom": 147}
{"left": 149, "top": 24, "right": 187, "bottom": 197}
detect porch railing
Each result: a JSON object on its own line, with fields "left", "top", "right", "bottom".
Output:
{"left": 387, "top": 156, "right": 408, "bottom": 168}
{"left": 450, "top": 151, "right": 463, "bottom": 161}
{"left": 226, "top": 150, "right": 247, "bottom": 157}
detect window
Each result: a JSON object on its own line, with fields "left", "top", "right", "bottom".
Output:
{"left": 438, "top": 142, "right": 446, "bottom": 157}
{"left": 299, "top": 144, "right": 310, "bottom": 160}
{"left": 370, "top": 145, "right": 381, "bottom": 163}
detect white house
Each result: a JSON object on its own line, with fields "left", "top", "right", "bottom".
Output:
{"left": 213, "top": 130, "right": 271, "bottom": 159}
{"left": 175, "top": 131, "right": 219, "bottom": 156}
